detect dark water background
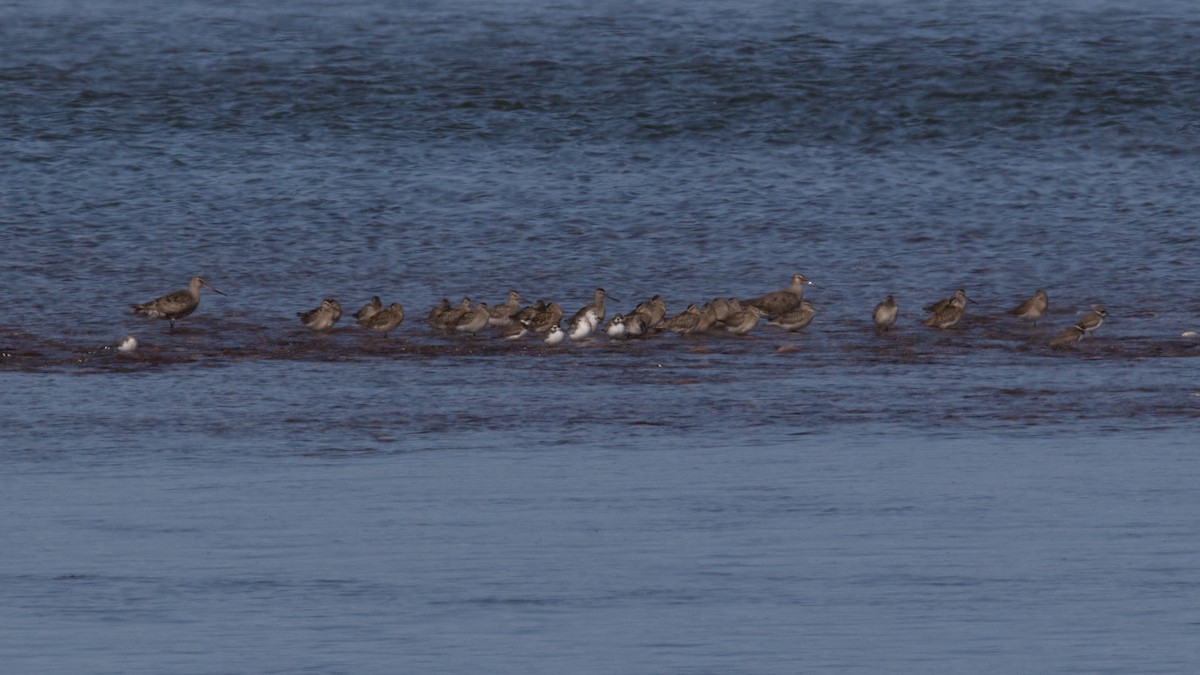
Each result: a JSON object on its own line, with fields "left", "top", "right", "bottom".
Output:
{"left": 3, "top": 0, "right": 1200, "bottom": 671}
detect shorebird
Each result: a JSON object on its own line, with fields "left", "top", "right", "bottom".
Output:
{"left": 544, "top": 324, "right": 565, "bottom": 346}
{"left": 568, "top": 310, "right": 598, "bottom": 341}
{"left": 623, "top": 312, "right": 647, "bottom": 338}
{"left": 1049, "top": 324, "right": 1085, "bottom": 349}
{"left": 569, "top": 288, "right": 617, "bottom": 327}
{"left": 873, "top": 295, "right": 898, "bottom": 331}
{"left": 693, "top": 303, "right": 719, "bottom": 334}
{"left": 723, "top": 306, "right": 765, "bottom": 335}
{"left": 425, "top": 298, "right": 452, "bottom": 326}
{"left": 746, "top": 274, "right": 814, "bottom": 318}
{"left": 431, "top": 297, "right": 471, "bottom": 331}
{"left": 454, "top": 303, "right": 491, "bottom": 335}
{"left": 1010, "top": 290, "right": 1049, "bottom": 325}
{"left": 605, "top": 314, "right": 627, "bottom": 339}
{"left": 922, "top": 289, "right": 973, "bottom": 329}
{"left": 663, "top": 304, "right": 703, "bottom": 335}
{"left": 530, "top": 302, "right": 563, "bottom": 334}
{"left": 131, "top": 276, "right": 226, "bottom": 331}
{"left": 768, "top": 300, "right": 815, "bottom": 331}
{"left": 488, "top": 290, "right": 522, "bottom": 327}
{"left": 1077, "top": 305, "right": 1108, "bottom": 334}
{"left": 297, "top": 299, "right": 342, "bottom": 331}
{"left": 355, "top": 296, "right": 383, "bottom": 325}
{"left": 502, "top": 319, "right": 531, "bottom": 341}
{"left": 117, "top": 335, "right": 138, "bottom": 353}
{"left": 362, "top": 303, "right": 405, "bottom": 337}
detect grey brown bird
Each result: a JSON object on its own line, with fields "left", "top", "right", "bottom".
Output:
{"left": 1077, "top": 305, "right": 1108, "bottom": 334}
{"left": 768, "top": 300, "right": 815, "bottom": 331}
{"left": 663, "top": 304, "right": 702, "bottom": 335}
{"left": 723, "top": 306, "right": 765, "bottom": 335}
{"left": 1049, "top": 324, "right": 1085, "bottom": 349}
{"left": 454, "top": 303, "right": 491, "bottom": 335}
{"left": 298, "top": 298, "right": 343, "bottom": 331}
{"left": 873, "top": 295, "right": 898, "bottom": 331}
{"left": 922, "top": 289, "right": 972, "bottom": 329}
{"left": 746, "top": 274, "right": 814, "bottom": 318}
{"left": 362, "top": 303, "right": 405, "bottom": 337}
{"left": 355, "top": 296, "right": 383, "bottom": 325}
{"left": 530, "top": 302, "right": 564, "bottom": 334}
{"left": 569, "top": 288, "right": 617, "bottom": 327}
{"left": 488, "top": 291, "right": 523, "bottom": 327}
{"left": 132, "top": 276, "right": 226, "bottom": 331}
{"left": 1009, "top": 290, "right": 1049, "bottom": 325}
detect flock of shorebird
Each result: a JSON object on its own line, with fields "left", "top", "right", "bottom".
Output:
{"left": 127, "top": 274, "right": 1112, "bottom": 350}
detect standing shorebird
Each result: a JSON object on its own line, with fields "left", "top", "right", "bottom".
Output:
{"left": 1077, "top": 305, "right": 1108, "bottom": 334}
{"left": 361, "top": 303, "right": 405, "bottom": 338}
{"left": 355, "top": 296, "right": 383, "bottom": 325}
{"left": 298, "top": 299, "right": 342, "bottom": 331}
{"left": 873, "top": 295, "right": 898, "bottom": 331}
{"left": 1009, "top": 289, "right": 1049, "bottom": 325}
{"left": 131, "top": 276, "right": 226, "bottom": 331}
{"left": 768, "top": 300, "right": 815, "bottom": 332}
{"left": 922, "top": 289, "right": 973, "bottom": 329}
{"left": 746, "top": 274, "right": 814, "bottom": 318}
{"left": 569, "top": 288, "right": 617, "bottom": 327}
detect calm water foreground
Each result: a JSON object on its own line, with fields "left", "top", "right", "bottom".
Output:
{"left": 3, "top": 359, "right": 1200, "bottom": 673}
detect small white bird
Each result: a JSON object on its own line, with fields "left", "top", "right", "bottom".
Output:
{"left": 544, "top": 324, "right": 565, "bottom": 346}
{"left": 605, "top": 314, "right": 627, "bottom": 340}
{"left": 117, "top": 335, "right": 138, "bottom": 353}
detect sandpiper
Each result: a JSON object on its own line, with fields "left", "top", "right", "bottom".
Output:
{"left": 298, "top": 298, "right": 342, "bottom": 331}
{"left": 488, "top": 290, "right": 522, "bottom": 327}
{"left": 362, "top": 303, "right": 405, "bottom": 337}
{"left": 693, "top": 303, "right": 719, "bottom": 334}
{"left": 663, "top": 304, "right": 703, "bottom": 335}
{"left": 623, "top": 312, "right": 647, "bottom": 338}
{"left": 1009, "top": 290, "right": 1049, "bottom": 325}
{"left": 723, "top": 306, "right": 765, "bottom": 335}
{"left": 768, "top": 300, "right": 815, "bottom": 331}
{"left": 568, "top": 310, "right": 598, "bottom": 341}
{"left": 1077, "top": 305, "right": 1108, "bottom": 334}
{"left": 747, "top": 274, "right": 814, "bottom": 318}
{"left": 569, "top": 288, "right": 617, "bottom": 327}
{"left": 922, "top": 289, "right": 972, "bottom": 329}
{"left": 873, "top": 295, "right": 898, "bottom": 331}
{"left": 131, "top": 276, "right": 226, "bottom": 331}
{"left": 454, "top": 303, "right": 491, "bottom": 335}
{"left": 1049, "top": 324, "right": 1085, "bottom": 349}
{"left": 502, "top": 319, "right": 531, "bottom": 341}
{"left": 431, "top": 297, "right": 472, "bottom": 331}
{"left": 355, "top": 296, "right": 384, "bottom": 325}
{"left": 425, "top": 298, "right": 452, "bottom": 326}
{"left": 605, "top": 314, "right": 627, "bottom": 340}
{"left": 530, "top": 302, "right": 563, "bottom": 334}
{"left": 544, "top": 324, "right": 565, "bottom": 346}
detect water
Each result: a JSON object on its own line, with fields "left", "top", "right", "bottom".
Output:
{"left": 3, "top": 0, "right": 1200, "bottom": 671}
